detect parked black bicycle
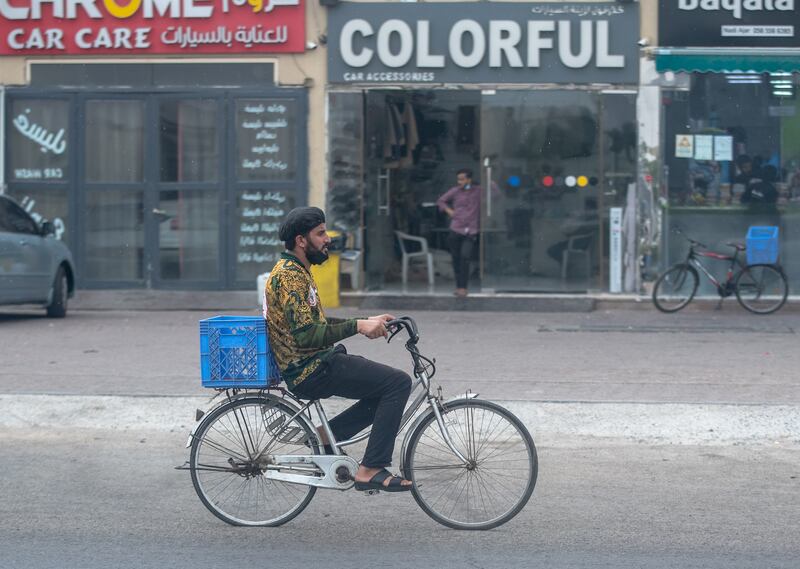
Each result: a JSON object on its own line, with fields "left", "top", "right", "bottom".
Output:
{"left": 652, "top": 229, "right": 789, "bottom": 314}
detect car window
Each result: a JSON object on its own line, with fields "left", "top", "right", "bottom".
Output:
{"left": 0, "top": 197, "right": 39, "bottom": 235}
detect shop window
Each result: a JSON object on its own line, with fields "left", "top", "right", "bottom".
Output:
{"left": 234, "top": 98, "right": 297, "bottom": 182}
{"left": 8, "top": 99, "right": 70, "bottom": 182}
{"left": 159, "top": 100, "right": 219, "bottom": 183}
{"left": 85, "top": 100, "right": 145, "bottom": 183}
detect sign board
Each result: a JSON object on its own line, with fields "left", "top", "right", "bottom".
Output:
{"left": 659, "top": 0, "right": 800, "bottom": 47}
{"left": 713, "top": 135, "right": 733, "bottom": 161}
{"left": 0, "top": 0, "right": 305, "bottom": 55}
{"left": 694, "top": 135, "right": 713, "bottom": 160}
{"left": 328, "top": 2, "right": 639, "bottom": 84}
{"left": 675, "top": 134, "right": 694, "bottom": 158}
{"left": 609, "top": 207, "right": 622, "bottom": 293}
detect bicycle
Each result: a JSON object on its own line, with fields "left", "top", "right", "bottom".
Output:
{"left": 652, "top": 229, "right": 789, "bottom": 314}
{"left": 181, "top": 316, "right": 537, "bottom": 530}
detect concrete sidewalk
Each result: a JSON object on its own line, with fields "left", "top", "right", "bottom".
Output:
{"left": 2, "top": 394, "right": 798, "bottom": 447}
{"left": 66, "top": 289, "right": 800, "bottom": 313}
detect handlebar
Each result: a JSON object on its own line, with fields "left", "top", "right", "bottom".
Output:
{"left": 672, "top": 227, "right": 707, "bottom": 249}
{"left": 385, "top": 316, "right": 419, "bottom": 344}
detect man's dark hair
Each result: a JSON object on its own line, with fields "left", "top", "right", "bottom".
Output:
{"left": 279, "top": 207, "right": 326, "bottom": 250}
{"left": 457, "top": 168, "right": 473, "bottom": 180}
{"left": 736, "top": 154, "right": 752, "bottom": 168}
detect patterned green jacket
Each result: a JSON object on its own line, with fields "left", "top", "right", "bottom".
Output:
{"left": 265, "top": 252, "right": 358, "bottom": 389}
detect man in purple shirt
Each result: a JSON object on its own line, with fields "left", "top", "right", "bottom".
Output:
{"left": 436, "top": 168, "right": 481, "bottom": 297}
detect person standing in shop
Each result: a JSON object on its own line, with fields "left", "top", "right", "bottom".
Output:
{"left": 437, "top": 168, "right": 482, "bottom": 298}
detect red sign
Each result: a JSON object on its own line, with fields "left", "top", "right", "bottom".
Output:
{"left": 0, "top": 0, "right": 305, "bottom": 55}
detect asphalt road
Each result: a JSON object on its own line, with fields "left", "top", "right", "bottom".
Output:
{"left": 1, "top": 428, "right": 798, "bottom": 569}
{"left": 1, "top": 307, "right": 799, "bottom": 404}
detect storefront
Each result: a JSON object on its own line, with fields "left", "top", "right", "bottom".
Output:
{"left": 655, "top": 0, "right": 800, "bottom": 292}
{"left": 326, "top": 2, "right": 640, "bottom": 294}
{"left": 1, "top": 0, "right": 313, "bottom": 290}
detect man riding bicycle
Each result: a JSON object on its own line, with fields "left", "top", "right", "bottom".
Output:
{"left": 264, "top": 206, "right": 413, "bottom": 492}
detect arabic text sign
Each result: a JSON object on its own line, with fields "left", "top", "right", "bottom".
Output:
{"left": 328, "top": 2, "right": 639, "bottom": 84}
{"left": 660, "top": 0, "right": 800, "bottom": 47}
{"left": 0, "top": 0, "right": 305, "bottom": 55}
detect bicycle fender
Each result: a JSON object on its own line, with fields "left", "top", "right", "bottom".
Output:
{"left": 398, "top": 391, "right": 479, "bottom": 474}
{"left": 184, "top": 392, "right": 306, "bottom": 448}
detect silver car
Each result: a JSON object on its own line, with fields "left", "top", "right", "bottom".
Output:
{"left": 0, "top": 194, "right": 75, "bottom": 317}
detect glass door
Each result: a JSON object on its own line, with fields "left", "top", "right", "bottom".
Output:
{"left": 480, "top": 90, "right": 602, "bottom": 292}
{"left": 80, "top": 96, "right": 147, "bottom": 286}
{"left": 154, "top": 96, "right": 224, "bottom": 288}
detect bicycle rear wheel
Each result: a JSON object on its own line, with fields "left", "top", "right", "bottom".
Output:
{"left": 652, "top": 264, "right": 699, "bottom": 313}
{"left": 190, "top": 395, "right": 318, "bottom": 526}
{"left": 735, "top": 264, "right": 789, "bottom": 314}
{"left": 403, "top": 399, "right": 537, "bottom": 530}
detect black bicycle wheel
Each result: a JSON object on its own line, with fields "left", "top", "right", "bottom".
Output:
{"left": 652, "top": 264, "right": 699, "bottom": 313}
{"left": 190, "top": 396, "right": 318, "bottom": 526}
{"left": 735, "top": 264, "right": 789, "bottom": 314}
{"left": 403, "top": 399, "right": 537, "bottom": 530}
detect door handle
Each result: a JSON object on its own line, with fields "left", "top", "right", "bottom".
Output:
{"left": 152, "top": 208, "right": 167, "bottom": 216}
{"left": 483, "top": 157, "right": 492, "bottom": 218}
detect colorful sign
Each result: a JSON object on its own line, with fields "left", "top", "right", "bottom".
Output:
{"left": 0, "top": 0, "right": 305, "bottom": 55}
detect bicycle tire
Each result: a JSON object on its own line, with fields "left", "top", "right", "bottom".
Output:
{"left": 403, "top": 399, "right": 537, "bottom": 530}
{"left": 735, "top": 264, "right": 789, "bottom": 315}
{"left": 652, "top": 264, "right": 699, "bottom": 313}
{"left": 190, "top": 395, "right": 318, "bottom": 526}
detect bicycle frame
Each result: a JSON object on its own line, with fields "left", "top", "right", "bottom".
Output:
{"left": 280, "top": 333, "right": 474, "bottom": 466}
{"left": 683, "top": 242, "right": 747, "bottom": 293}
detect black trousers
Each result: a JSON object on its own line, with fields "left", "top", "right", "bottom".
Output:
{"left": 291, "top": 346, "right": 412, "bottom": 468}
{"left": 448, "top": 231, "right": 477, "bottom": 289}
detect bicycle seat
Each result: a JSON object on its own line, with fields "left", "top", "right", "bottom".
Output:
{"left": 726, "top": 242, "right": 746, "bottom": 251}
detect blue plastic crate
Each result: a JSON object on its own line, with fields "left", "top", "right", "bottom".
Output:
{"left": 200, "top": 316, "right": 282, "bottom": 389}
{"left": 746, "top": 226, "right": 779, "bottom": 265}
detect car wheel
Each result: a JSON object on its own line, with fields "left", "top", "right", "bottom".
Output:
{"left": 46, "top": 267, "right": 68, "bottom": 318}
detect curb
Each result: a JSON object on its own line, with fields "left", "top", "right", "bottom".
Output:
{"left": 3, "top": 394, "right": 798, "bottom": 446}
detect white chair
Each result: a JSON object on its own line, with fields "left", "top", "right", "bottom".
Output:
{"left": 339, "top": 249, "right": 362, "bottom": 290}
{"left": 395, "top": 230, "right": 434, "bottom": 292}
{"left": 561, "top": 233, "right": 593, "bottom": 281}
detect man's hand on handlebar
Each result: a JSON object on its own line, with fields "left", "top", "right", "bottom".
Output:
{"left": 367, "top": 313, "right": 396, "bottom": 325}
{"left": 356, "top": 319, "right": 388, "bottom": 339}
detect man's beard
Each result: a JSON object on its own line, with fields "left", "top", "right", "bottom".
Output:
{"left": 306, "top": 244, "right": 329, "bottom": 265}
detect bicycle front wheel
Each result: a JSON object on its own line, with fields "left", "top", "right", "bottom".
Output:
{"left": 404, "top": 399, "right": 537, "bottom": 530}
{"left": 190, "top": 396, "right": 318, "bottom": 526}
{"left": 735, "top": 264, "right": 789, "bottom": 314}
{"left": 652, "top": 264, "right": 699, "bottom": 313}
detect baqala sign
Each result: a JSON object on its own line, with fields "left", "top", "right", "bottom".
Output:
{"left": 328, "top": 3, "right": 639, "bottom": 84}
{"left": 0, "top": 0, "right": 305, "bottom": 55}
{"left": 660, "top": 0, "right": 800, "bottom": 47}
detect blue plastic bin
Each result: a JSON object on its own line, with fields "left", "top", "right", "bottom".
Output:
{"left": 746, "top": 226, "right": 779, "bottom": 265}
{"left": 200, "top": 316, "right": 281, "bottom": 389}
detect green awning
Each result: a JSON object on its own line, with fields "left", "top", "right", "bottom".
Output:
{"left": 656, "top": 51, "right": 800, "bottom": 73}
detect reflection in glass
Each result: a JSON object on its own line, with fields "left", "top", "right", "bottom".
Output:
{"left": 159, "top": 100, "right": 219, "bottom": 183}
{"left": 85, "top": 190, "right": 143, "bottom": 281}
{"left": 9, "top": 99, "right": 70, "bottom": 181}
{"left": 158, "top": 190, "right": 219, "bottom": 281}
{"left": 235, "top": 99, "right": 296, "bottom": 182}
{"left": 8, "top": 189, "right": 70, "bottom": 243}
{"left": 85, "top": 100, "right": 145, "bottom": 183}
{"left": 481, "top": 91, "right": 600, "bottom": 292}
